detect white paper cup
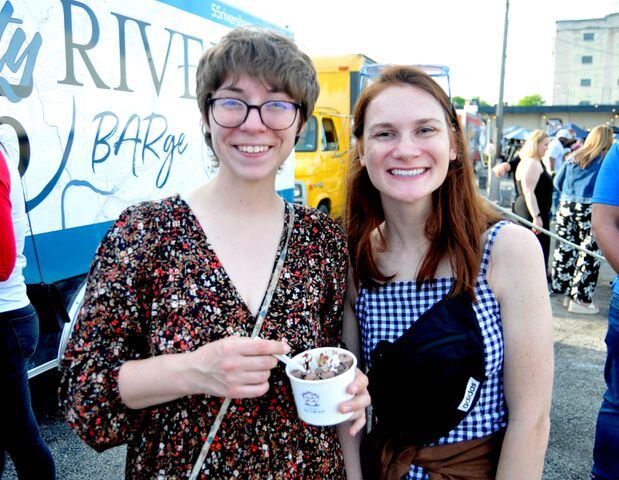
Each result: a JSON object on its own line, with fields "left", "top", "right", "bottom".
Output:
{"left": 285, "top": 347, "right": 357, "bottom": 426}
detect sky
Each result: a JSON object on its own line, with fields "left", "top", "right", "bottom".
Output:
{"left": 229, "top": 0, "right": 619, "bottom": 105}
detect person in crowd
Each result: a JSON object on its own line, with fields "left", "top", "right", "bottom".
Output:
{"left": 492, "top": 140, "right": 522, "bottom": 178}
{"left": 59, "top": 28, "right": 369, "bottom": 479}
{"left": 512, "top": 130, "right": 553, "bottom": 269}
{"left": 344, "top": 66, "right": 553, "bottom": 479}
{"left": 546, "top": 129, "right": 577, "bottom": 215}
{"left": 483, "top": 139, "right": 495, "bottom": 166}
{"left": 591, "top": 142, "right": 619, "bottom": 480}
{"left": 545, "top": 128, "right": 575, "bottom": 174}
{"left": 551, "top": 125, "right": 613, "bottom": 315}
{"left": 492, "top": 139, "right": 524, "bottom": 207}
{"left": 1, "top": 147, "right": 56, "bottom": 479}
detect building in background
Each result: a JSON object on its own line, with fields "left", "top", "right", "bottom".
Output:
{"left": 553, "top": 13, "right": 619, "bottom": 105}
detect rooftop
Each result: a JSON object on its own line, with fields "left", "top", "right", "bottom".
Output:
{"left": 478, "top": 104, "right": 619, "bottom": 115}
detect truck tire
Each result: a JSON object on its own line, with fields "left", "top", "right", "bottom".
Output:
{"left": 27, "top": 277, "right": 87, "bottom": 378}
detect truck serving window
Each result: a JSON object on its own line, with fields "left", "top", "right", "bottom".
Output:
{"left": 295, "top": 116, "right": 318, "bottom": 152}
{"left": 322, "top": 118, "right": 339, "bottom": 151}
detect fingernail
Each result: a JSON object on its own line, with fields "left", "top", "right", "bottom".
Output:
{"left": 341, "top": 405, "right": 351, "bottom": 413}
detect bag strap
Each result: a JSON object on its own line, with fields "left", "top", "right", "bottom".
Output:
{"left": 189, "top": 202, "right": 295, "bottom": 480}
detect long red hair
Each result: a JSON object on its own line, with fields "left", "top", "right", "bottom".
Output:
{"left": 345, "top": 66, "right": 501, "bottom": 300}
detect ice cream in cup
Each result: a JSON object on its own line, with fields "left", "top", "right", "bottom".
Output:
{"left": 285, "top": 347, "right": 357, "bottom": 426}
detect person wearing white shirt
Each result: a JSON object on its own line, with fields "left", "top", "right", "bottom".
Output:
{"left": 544, "top": 128, "right": 574, "bottom": 174}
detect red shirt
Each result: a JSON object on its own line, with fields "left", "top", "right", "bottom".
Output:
{"left": 0, "top": 150, "right": 16, "bottom": 281}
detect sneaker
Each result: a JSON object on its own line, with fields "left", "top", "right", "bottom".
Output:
{"left": 567, "top": 300, "right": 599, "bottom": 315}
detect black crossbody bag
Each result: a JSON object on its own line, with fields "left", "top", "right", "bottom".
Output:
{"left": 367, "top": 293, "right": 486, "bottom": 445}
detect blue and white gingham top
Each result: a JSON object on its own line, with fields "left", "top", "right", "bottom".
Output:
{"left": 356, "top": 221, "right": 509, "bottom": 480}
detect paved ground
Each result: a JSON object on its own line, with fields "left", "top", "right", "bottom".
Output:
{"left": 3, "top": 264, "right": 614, "bottom": 479}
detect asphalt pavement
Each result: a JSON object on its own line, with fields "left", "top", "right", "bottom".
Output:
{"left": 2, "top": 263, "right": 614, "bottom": 480}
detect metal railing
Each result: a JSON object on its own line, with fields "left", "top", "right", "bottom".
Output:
{"left": 487, "top": 200, "right": 607, "bottom": 263}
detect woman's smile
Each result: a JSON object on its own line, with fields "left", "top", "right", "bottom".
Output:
{"left": 235, "top": 144, "right": 272, "bottom": 154}
{"left": 389, "top": 167, "right": 429, "bottom": 178}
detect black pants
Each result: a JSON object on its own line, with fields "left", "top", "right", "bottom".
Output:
{"left": 0, "top": 304, "right": 56, "bottom": 479}
{"left": 551, "top": 201, "right": 600, "bottom": 303}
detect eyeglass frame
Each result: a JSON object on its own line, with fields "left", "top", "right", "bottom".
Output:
{"left": 359, "top": 63, "right": 452, "bottom": 100}
{"left": 206, "top": 97, "right": 305, "bottom": 131}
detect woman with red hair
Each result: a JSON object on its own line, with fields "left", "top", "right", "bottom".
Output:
{"left": 344, "top": 66, "right": 553, "bottom": 479}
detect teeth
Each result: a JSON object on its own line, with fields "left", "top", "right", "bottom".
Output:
{"left": 238, "top": 145, "right": 269, "bottom": 153}
{"left": 391, "top": 168, "right": 426, "bottom": 177}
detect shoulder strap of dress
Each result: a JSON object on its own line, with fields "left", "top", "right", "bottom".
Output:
{"left": 479, "top": 220, "right": 510, "bottom": 278}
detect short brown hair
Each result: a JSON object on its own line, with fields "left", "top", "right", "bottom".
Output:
{"left": 196, "top": 27, "right": 319, "bottom": 156}
{"left": 346, "top": 66, "right": 501, "bottom": 300}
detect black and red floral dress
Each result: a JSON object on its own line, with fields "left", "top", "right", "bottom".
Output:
{"left": 59, "top": 195, "right": 348, "bottom": 479}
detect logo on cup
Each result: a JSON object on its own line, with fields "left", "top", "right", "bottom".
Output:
{"left": 302, "top": 391, "right": 320, "bottom": 407}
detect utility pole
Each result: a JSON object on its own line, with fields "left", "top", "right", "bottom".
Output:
{"left": 489, "top": 0, "right": 509, "bottom": 201}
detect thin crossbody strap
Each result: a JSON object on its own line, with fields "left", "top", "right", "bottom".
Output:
{"left": 189, "top": 202, "right": 295, "bottom": 480}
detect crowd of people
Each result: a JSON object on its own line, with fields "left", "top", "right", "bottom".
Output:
{"left": 493, "top": 124, "right": 613, "bottom": 313}
{"left": 1, "top": 26, "right": 617, "bottom": 480}
{"left": 491, "top": 120, "right": 619, "bottom": 480}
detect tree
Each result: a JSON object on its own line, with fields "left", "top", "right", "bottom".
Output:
{"left": 452, "top": 96, "right": 465, "bottom": 108}
{"left": 470, "top": 96, "right": 491, "bottom": 107}
{"left": 517, "top": 94, "right": 545, "bottom": 106}
{"left": 471, "top": 96, "right": 491, "bottom": 107}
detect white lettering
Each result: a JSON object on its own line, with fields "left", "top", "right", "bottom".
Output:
{"left": 457, "top": 377, "right": 480, "bottom": 412}
{"left": 211, "top": 4, "right": 251, "bottom": 28}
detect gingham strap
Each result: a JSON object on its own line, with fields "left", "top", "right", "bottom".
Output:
{"left": 478, "top": 221, "right": 510, "bottom": 279}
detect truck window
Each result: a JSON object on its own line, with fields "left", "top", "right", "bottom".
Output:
{"left": 295, "top": 116, "right": 317, "bottom": 152}
{"left": 322, "top": 118, "right": 339, "bottom": 151}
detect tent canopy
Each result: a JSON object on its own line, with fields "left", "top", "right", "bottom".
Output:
{"left": 503, "top": 126, "right": 531, "bottom": 141}
{"left": 562, "top": 122, "right": 588, "bottom": 140}
{"left": 549, "top": 122, "right": 588, "bottom": 139}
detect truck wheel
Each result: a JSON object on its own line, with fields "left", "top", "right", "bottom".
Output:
{"left": 57, "top": 280, "right": 87, "bottom": 361}
{"left": 317, "top": 202, "right": 330, "bottom": 216}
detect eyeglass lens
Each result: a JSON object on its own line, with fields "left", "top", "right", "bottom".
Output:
{"left": 210, "top": 98, "right": 298, "bottom": 130}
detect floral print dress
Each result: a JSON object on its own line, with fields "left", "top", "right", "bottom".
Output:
{"left": 59, "top": 195, "right": 348, "bottom": 479}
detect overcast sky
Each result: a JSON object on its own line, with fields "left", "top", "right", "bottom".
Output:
{"left": 229, "top": 0, "right": 619, "bottom": 105}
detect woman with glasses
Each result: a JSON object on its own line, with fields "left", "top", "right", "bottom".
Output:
{"left": 345, "top": 66, "right": 553, "bottom": 479}
{"left": 60, "top": 28, "right": 369, "bottom": 479}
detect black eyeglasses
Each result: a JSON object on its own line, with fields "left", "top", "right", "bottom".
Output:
{"left": 207, "top": 97, "right": 302, "bottom": 130}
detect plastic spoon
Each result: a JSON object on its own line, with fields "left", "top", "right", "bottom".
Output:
{"left": 274, "top": 354, "right": 307, "bottom": 373}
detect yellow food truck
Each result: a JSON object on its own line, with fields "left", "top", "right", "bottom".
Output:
{"left": 294, "top": 54, "right": 375, "bottom": 218}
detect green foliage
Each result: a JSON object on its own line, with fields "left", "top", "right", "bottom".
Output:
{"left": 453, "top": 96, "right": 491, "bottom": 108}
{"left": 452, "top": 96, "right": 466, "bottom": 108}
{"left": 517, "top": 94, "right": 545, "bottom": 106}
{"left": 471, "top": 96, "right": 491, "bottom": 107}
